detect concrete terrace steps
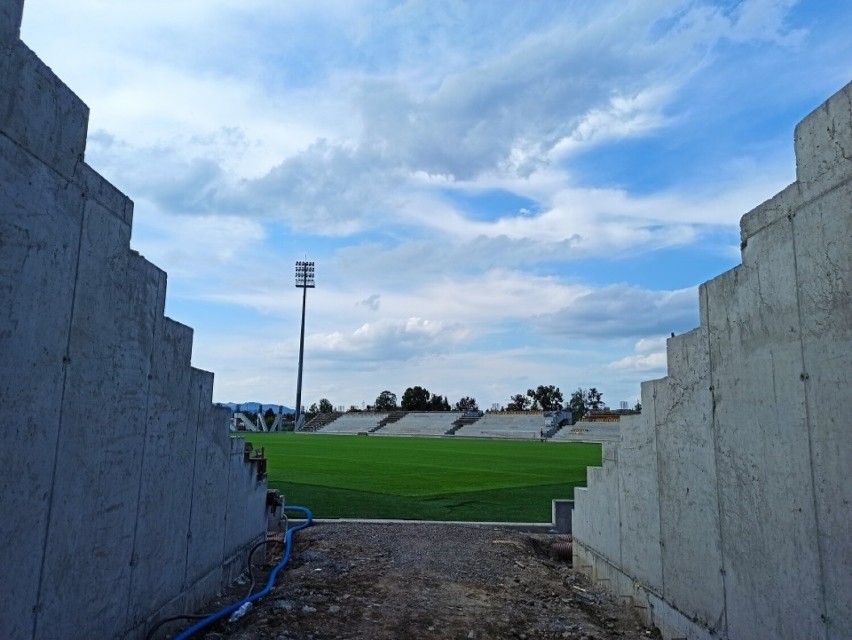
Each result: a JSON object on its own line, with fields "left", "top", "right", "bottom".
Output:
{"left": 1, "top": 8, "right": 269, "bottom": 638}
{"left": 456, "top": 412, "right": 548, "bottom": 439}
{"left": 372, "top": 410, "right": 407, "bottom": 432}
{"left": 549, "top": 421, "right": 621, "bottom": 443}
{"left": 304, "top": 411, "right": 343, "bottom": 432}
{"left": 316, "top": 412, "right": 389, "bottom": 434}
{"left": 447, "top": 414, "right": 482, "bottom": 435}
{"left": 376, "top": 411, "right": 460, "bottom": 436}
{"left": 572, "top": 81, "right": 852, "bottom": 640}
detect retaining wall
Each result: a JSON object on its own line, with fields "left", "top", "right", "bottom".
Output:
{"left": 573, "top": 81, "right": 852, "bottom": 639}
{"left": 0, "top": 3, "right": 268, "bottom": 638}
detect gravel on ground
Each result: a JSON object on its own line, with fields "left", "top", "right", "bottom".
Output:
{"left": 162, "top": 522, "right": 661, "bottom": 640}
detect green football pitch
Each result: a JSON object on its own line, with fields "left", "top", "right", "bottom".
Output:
{"left": 243, "top": 434, "right": 602, "bottom": 522}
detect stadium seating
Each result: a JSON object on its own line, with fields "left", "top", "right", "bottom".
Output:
{"left": 548, "top": 421, "right": 621, "bottom": 443}
{"left": 455, "top": 412, "right": 549, "bottom": 440}
{"left": 376, "top": 412, "right": 459, "bottom": 436}
{"left": 302, "top": 412, "right": 343, "bottom": 432}
{"left": 315, "top": 412, "right": 388, "bottom": 434}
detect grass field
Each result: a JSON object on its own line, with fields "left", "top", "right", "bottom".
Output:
{"left": 243, "top": 434, "right": 602, "bottom": 522}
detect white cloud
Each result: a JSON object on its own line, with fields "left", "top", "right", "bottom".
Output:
{"left": 538, "top": 285, "right": 699, "bottom": 340}
{"left": 608, "top": 337, "right": 669, "bottom": 373}
{"left": 130, "top": 210, "right": 267, "bottom": 280}
{"left": 306, "top": 317, "right": 470, "bottom": 363}
{"left": 19, "top": 0, "right": 847, "bottom": 411}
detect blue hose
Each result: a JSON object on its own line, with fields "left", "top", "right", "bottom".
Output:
{"left": 174, "top": 506, "right": 313, "bottom": 640}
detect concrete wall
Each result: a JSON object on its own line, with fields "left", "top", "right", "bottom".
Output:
{"left": 0, "top": 3, "right": 268, "bottom": 638}
{"left": 573, "top": 81, "right": 852, "bottom": 640}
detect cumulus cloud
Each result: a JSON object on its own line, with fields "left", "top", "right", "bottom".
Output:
{"left": 38, "top": 0, "right": 806, "bottom": 244}
{"left": 20, "top": 0, "right": 843, "bottom": 411}
{"left": 306, "top": 317, "right": 470, "bottom": 363}
{"left": 608, "top": 337, "right": 669, "bottom": 373}
{"left": 537, "top": 285, "right": 699, "bottom": 340}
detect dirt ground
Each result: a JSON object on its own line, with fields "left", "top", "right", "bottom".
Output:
{"left": 168, "top": 522, "right": 660, "bottom": 640}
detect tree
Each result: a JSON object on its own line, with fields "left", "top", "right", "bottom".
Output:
{"left": 263, "top": 407, "right": 276, "bottom": 427}
{"left": 401, "top": 386, "right": 431, "bottom": 411}
{"left": 507, "top": 394, "right": 530, "bottom": 411}
{"left": 634, "top": 401, "right": 642, "bottom": 412}
{"left": 568, "top": 388, "right": 587, "bottom": 421}
{"left": 307, "top": 402, "right": 318, "bottom": 416}
{"left": 567, "top": 387, "right": 605, "bottom": 420}
{"left": 526, "top": 385, "right": 564, "bottom": 411}
{"left": 374, "top": 390, "right": 398, "bottom": 411}
{"left": 318, "top": 398, "right": 334, "bottom": 413}
{"left": 454, "top": 396, "right": 478, "bottom": 412}
{"left": 586, "top": 387, "right": 603, "bottom": 411}
{"left": 428, "top": 394, "right": 451, "bottom": 411}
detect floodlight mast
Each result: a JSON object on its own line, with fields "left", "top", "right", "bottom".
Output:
{"left": 294, "top": 261, "right": 315, "bottom": 431}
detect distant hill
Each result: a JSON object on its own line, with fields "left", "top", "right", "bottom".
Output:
{"left": 216, "top": 402, "right": 294, "bottom": 414}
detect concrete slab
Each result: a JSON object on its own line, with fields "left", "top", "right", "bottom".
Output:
{"left": 126, "top": 313, "right": 200, "bottom": 629}
{"left": 573, "top": 444, "right": 621, "bottom": 566}
{"left": 617, "top": 389, "right": 662, "bottom": 593}
{"left": 0, "top": 43, "right": 88, "bottom": 180}
{"left": 656, "top": 328, "right": 725, "bottom": 632}
{"left": 184, "top": 369, "right": 230, "bottom": 587}
{"left": 0, "top": 131, "right": 84, "bottom": 640}
{"left": 224, "top": 435, "right": 266, "bottom": 559}
{"left": 795, "top": 82, "right": 852, "bottom": 189}
{"left": 35, "top": 202, "right": 159, "bottom": 639}
{"left": 793, "top": 183, "right": 852, "bottom": 640}
{"left": 705, "top": 221, "right": 824, "bottom": 640}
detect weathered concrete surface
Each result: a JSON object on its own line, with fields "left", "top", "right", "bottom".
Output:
{"left": 0, "top": 5, "right": 268, "bottom": 639}
{"left": 574, "top": 81, "right": 852, "bottom": 639}
{"left": 656, "top": 327, "right": 725, "bottom": 631}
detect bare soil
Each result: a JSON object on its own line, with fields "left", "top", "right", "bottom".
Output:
{"left": 178, "top": 522, "right": 660, "bottom": 640}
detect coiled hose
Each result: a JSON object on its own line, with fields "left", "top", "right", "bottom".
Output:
{"left": 171, "top": 505, "right": 313, "bottom": 640}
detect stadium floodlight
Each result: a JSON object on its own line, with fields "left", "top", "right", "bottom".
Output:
{"left": 294, "top": 261, "right": 315, "bottom": 431}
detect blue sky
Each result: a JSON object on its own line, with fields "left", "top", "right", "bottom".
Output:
{"left": 22, "top": 0, "right": 852, "bottom": 410}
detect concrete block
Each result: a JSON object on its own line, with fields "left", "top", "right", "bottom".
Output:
{"left": 0, "top": 42, "right": 89, "bottom": 180}
{"left": 125, "top": 314, "right": 199, "bottom": 630}
{"left": 739, "top": 182, "right": 800, "bottom": 249}
{"left": 617, "top": 387, "right": 663, "bottom": 593}
{"left": 656, "top": 329, "right": 726, "bottom": 631}
{"left": 573, "top": 445, "right": 621, "bottom": 566}
{"left": 0, "top": 0, "right": 24, "bottom": 42}
{"left": 792, "top": 184, "right": 852, "bottom": 640}
{"left": 795, "top": 81, "right": 852, "bottom": 189}
{"left": 184, "top": 369, "right": 230, "bottom": 587}
{"left": 34, "top": 204, "right": 160, "bottom": 639}
{"left": 0, "top": 132, "right": 84, "bottom": 640}
{"left": 224, "top": 435, "right": 266, "bottom": 559}
{"left": 74, "top": 161, "right": 134, "bottom": 226}
{"left": 705, "top": 218, "right": 824, "bottom": 639}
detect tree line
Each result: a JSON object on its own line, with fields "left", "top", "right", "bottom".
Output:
{"left": 304, "top": 384, "right": 639, "bottom": 420}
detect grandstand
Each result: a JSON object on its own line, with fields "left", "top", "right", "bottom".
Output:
{"left": 455, "top": 412, "right": 549, "bottom": 440}
{"left": 301, "top": 411, "right": 342, "bottom": 432}
{"left": 311, "top": 412, "right": 388, "bottom": 434}
{"left": 549, "top": 421, "right": 621, "bottom": 443}
{"left": 375, "top": 412, "right": 461, "bottom": 437}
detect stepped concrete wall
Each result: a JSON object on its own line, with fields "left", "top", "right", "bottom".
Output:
{"left": 0, "top": 2, "right": 268, "bottom": 638}
{"left": 573, "top": 81, "right": 852, "bottom": 639}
